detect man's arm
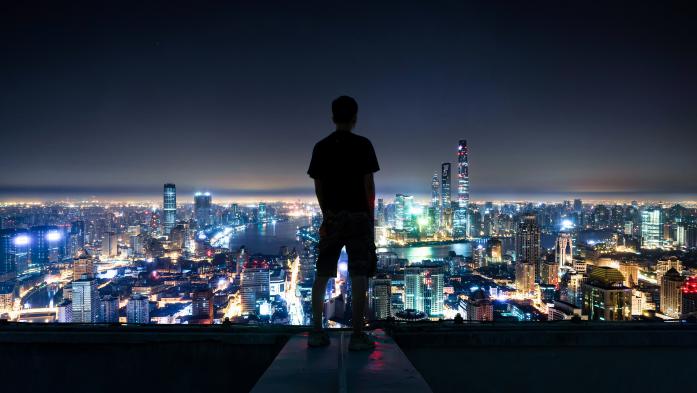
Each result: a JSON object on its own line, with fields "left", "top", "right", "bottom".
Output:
{"left": 314, "top": 179, "right": 329, "bottom": 216}
{"left": 363, "top": 173, "right": 375, "bottom": 222}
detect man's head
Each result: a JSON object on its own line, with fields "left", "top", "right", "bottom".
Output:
{"left": 332, "top": 95, "right": 358, "bottom": 130}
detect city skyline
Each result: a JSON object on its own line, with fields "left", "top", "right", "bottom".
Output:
{"left": 2, "top": 1, "right": 697, "bottom": 202}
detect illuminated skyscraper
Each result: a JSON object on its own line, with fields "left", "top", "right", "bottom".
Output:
{"left": 465, "top": 289, "right": 493, "bottom": 321}
{"left": 641, "top": 207, "right": 663, "bottom": 249}
{"left": 0, "top": 229, "right": 19, "bottom": 279}
{"left": 241, "top": 264, "right": 270, "bottom": 315}
{"left": 258, "top": 202, "right": 267, "bottom": 223}
{"left": 515, "top": 261, "right": 535, "bottom": 295}
{"left": 99, "top": 295, "right": 120, "bottom": 323}
{"left": 72, "top": 277, "right": 99, "bottom": 323}
{"left": 555, "top": 233, "right": 573, "bottom": 275}
{"left": 453, "top": 139, "right": 469, "bottom": 238}
{"left": 68, "top": 220, "right": 85, "bottom": 257}
{"left": 405, "top": 266, "right": 424, "bottom": 312}
{"left": 486, "top": 237, "right": 502, "bottom": 263}
{"left": 191, "top": 290, "right": 214, "bottom": 323}
{"left": 516, "top": 215, "right": 541, "bottom": 280}
{"left": 656, "top": 257, "right": 682, "bottom": 284}
{"left": 540, "top": 261, "right": 559, "bottom": 286}
{"left": 395, "top": 194, "right": 406, "bottom": 230}
{"left": 681, "top": 276, "right": 697, "bottom": 317}
{"left": 660, "top": 268, "right": 683, "bottom": 318}
{"left": 582, "top": 267, "right": 632, "bottom": 321}
{"left": 57, "top": 300, "right": 72, "bottom": 323}
{"left": 440, "top": 163, "right": 451, "bottom": 228}
{"left": 72, "top": 249, "right": 95, "bottom": 280}
{"left": 431, "top": 172, "right": 440, "bottom": 224}
{"left": 101, "top": 231, "right": 117, "bottom": 257}
{"left": 30, "top": 225, "right": 64, "bottom": 266}
{"left": 404, "top": 264, "right": 444, "bottom": 318}
{"left": 368, "top": 277, "right": 392, "bottom": 320}
{"left": 163, "top": 183, "right": 177, "bottom": 235}
{"left": 127, "top": 294, "right": 150, "bottom": 324}
{"left": 194, "top": 192, "right": 212, "bottom": 229}
{"left": 423, "top": 264, "right": 444, "bottom": 318}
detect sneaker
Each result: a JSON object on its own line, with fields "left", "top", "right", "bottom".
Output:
{"left": 308, "top": 330, "right": 330, "bottom": 348}
{"left": 348, "top": 332, "right": 375, "bottom": 351}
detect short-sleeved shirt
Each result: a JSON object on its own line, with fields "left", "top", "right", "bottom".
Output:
{"left": 307, "top": 131, "right": 379, "bottom": 213}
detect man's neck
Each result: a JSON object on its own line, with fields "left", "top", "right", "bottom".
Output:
{"left": 334, "top": 123, "right": 354, "bottom": 132}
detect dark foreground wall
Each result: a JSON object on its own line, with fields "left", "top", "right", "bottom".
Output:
{"left": 392, "top": 322, "right": 697, "bottom": 393}
{"left": 0, "top": 324, "right": 292, "bottom": 393}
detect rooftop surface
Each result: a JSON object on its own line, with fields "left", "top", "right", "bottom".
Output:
{"left": 1, "top": 322, "right": 696, "bottom": 392}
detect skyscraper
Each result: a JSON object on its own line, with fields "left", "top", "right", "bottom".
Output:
{"left": 681, "top": 276, "right": 697, "bottom": 317}
{"left": 656, "top": 257, "right": 682, "bottom": 284}
{"left": 30, "top": 225, "right": 64, "bottom": 266}
{"left": 101, "top": 231, "right": 117, "bottom": 258}
{"left": 191, "top": 290, "right": 214, "bottom": 323}
{"left": 194, "top": 192, "right": 212, "bottom": 229}
{"left": 72, "top": 277, "right": 99, "bottom": 323}
{"left": 163, "top": 183, "right": 177, "bottom": 235}
{"left": 240, "top": 265, "right": 270, "bottom": 315}
{"left": 440, "top": 163, "right": 451, "bottom": 229}
{"left": 0, "top": 229, "right": 19, "bottom": 279}
{"left": 515, "top": 261, "right": 536, "bottom": 295}
{"left": 660, "top": 268, "right": 683, "bottom": 318}
{"left": 516, "top": 215, "right": 541, "bottom": 280}
{"left": 453, "top": 139, "right": 469, "bottom": 238}
{"left": 258, "top": 202, "right": 267, "bottom": 223}
{"left": 555, "top": 233, "right": 573, "bottom": 276}
{"left": 405, "top": 266, "right": 424, "bottom": 312}
{"left": 368, "top": 277, "right": 392, "bottom": 320}
{"left": 466, "top": 289, "right": 493, "bottom": 321}
{"left": 127, "top": 294, "right": 150, "bottom": 324}
{"left": 72, "top": 249, "right": 95, "bottom": 280}
{"left": 69, "top": 220, "right": 85, "bottom": 257}
{"left": 99, "top": 295, "right": 120, "bottom": 323}
{"left": 431, "top": 172, "right": 440, "bottom": 221}
{"left": 404, "top": 264, "right": 444, "bottom": 318}
{"left": 582, "top": 266, "right": 632, "bottom": 321}
{"left": 641, "top": 207, "right": 663, "bottom": 249}
{"left": 423, "top": 264, "right": 444, "bottom": 318}
{"left": 395, "top": 194, "right": 406, "bottom": 230}
{"left": 57, "top": 300, "right": 72, "bottom": 323}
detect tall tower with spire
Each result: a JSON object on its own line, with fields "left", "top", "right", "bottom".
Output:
{"left": 453, "top": 139, "right": 469, "bottom": 238}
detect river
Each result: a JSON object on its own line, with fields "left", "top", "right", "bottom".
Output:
{"left": 228, "top": 217, "right": 475, "bottom": 262}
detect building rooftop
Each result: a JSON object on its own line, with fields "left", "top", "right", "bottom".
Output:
{"left": 2, "top": 320, "right": 697, "bottom": 392}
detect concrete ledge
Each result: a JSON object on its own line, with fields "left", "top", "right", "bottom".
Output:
{"left": 252, "top": 329, "right": 432, "bottom": 393}
{"left": 390, "top": 321, "right": 697, "bottom": 347}
{"left": 0, "top": 324, "right": 294, "bottom": 393}
{"left": 391, "top": 322, "right": 697, "bottom": 393}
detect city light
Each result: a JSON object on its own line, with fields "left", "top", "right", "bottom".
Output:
{"left": 13, "top": 234, "right": 30, "bottom": 246}
{"left": 46, "top": 230, "right": 62, "bottom": 242}
{"left": 561, "top": 219, "right": 574, "bottom": 230}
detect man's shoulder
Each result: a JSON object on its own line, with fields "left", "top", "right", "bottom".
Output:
{"left": 314, "top": 132, "right": 372, "bottom": 150}
{"left": 350, "top": 132, "right": 373, "bottom": 146}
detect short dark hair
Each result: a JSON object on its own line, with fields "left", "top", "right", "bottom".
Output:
{"left": 332, "top": 96, "right": 358, "bottom": 123}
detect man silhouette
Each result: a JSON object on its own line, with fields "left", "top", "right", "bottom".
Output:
{"left": 307, "top": 96, "right": 379, "bottom": 351}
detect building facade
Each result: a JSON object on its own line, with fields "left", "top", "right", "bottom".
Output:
{"left": 163, "top": 183, "right": 177, "bottom": 236}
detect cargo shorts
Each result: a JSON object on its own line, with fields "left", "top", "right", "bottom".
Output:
{"left": 316, "top": 211, "right": 377, "bottom": 277}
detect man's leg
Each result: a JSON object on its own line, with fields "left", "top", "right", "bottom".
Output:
{"left": 350, "top": 274, "right": 367, "bottom": 334}
{"left": 312, "top": 275, "right": 331, "bottom": 331}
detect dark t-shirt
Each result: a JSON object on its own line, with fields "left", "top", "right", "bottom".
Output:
{"left": 307, "top": 131, "right": 379, "bottom": 213}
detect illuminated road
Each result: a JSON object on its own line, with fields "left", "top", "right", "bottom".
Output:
{"left": 284, "top": 255, "right": 304, "bottom": 325}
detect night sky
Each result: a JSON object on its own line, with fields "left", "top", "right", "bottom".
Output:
{"left": 2, "top": 1, "right": 696, "bottom": 202}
